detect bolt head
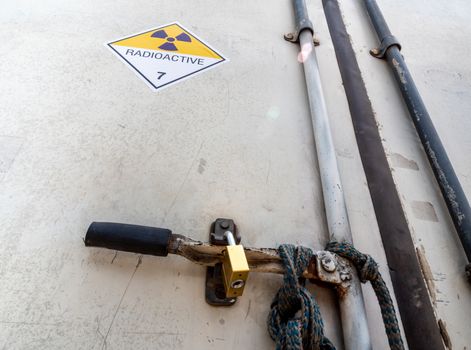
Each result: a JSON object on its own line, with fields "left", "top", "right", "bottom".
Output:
{"left": 370, "top": 48, "right": 380, "bottom": 56}
{"left": 321, "top": 257, "right": 337, "bottom": 272}
{"left": 340, "top": 272, "right": 351, "bottom": 282}
{"left": 220, "top": 221, "right": 230, "bottom": 229}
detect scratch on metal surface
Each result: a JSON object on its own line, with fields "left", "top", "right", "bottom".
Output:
{"left": 392, "top": 58, "right": 407, "bottom": 84}
{"left": 164, "top": 141, "right": 205, "bottom": 222}
{"left": 0, "top": 321, "right": 60, "bottom": 326}
{"left": 425, "top": 141, "right": 465, "bottom": 225}
{"left": 110, "top": 251, "right": 118, "bottom": 264}
{"left": 0, "top": 136, "right": 24, "bottom": 180}
{"left": 244, "top": 299, "right": 252, "bottom": 320}
{"left": 266, "top": 160, "right": 271, "bottom": 184}
{"left": 96, "top": 318, "right": 105, "bottom": 343}
{"left": 135, "top": 255, "right": 142, "bottom": 268}
{"left": 197, "top": 158, "right": 207, "bottom": 174}
{"left": 101, "top": 255, "right": 142, "bottom": 349}
{"left": 123, "top": 331, "right": 184, "bottom": 336}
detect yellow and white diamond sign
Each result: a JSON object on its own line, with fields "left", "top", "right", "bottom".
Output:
{"left": 107, "top": 23, "right": 227, "bottom": 91}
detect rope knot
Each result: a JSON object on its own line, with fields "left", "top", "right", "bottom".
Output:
{"left": 325, "top": 241, "right": 405, "bottom": 350}
{"left": 324, "top": 241, "right": 379, "bottom": 282}
{"left": 267, "top": 241, "right": 404, "bottom": 349}
{"left": 358, "top": 254, "right": 379, "bottom": 283}
{"left": 268, "top": 244, "right": 335, "bottom": 350}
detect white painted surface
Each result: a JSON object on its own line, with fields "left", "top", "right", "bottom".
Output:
{"left": 0, "top": 0, "right": 469, "bottom": 349}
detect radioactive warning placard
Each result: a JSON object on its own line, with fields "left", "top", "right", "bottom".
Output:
{"left": 107, "top": 22, "right": 227, "bottom": 91}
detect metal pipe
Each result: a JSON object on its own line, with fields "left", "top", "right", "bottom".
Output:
{"left": 364, "top": 0, "right": 471, "bottom": 279}
{"left": 322, "top": 0, "right": 446, "bottom": 347}
{"left": 290, "top": 0, "right": 372, "bottom": 348}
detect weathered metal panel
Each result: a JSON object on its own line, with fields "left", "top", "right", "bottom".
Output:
{"left": 0, "top": 0, "right": 470, "bottom": 349}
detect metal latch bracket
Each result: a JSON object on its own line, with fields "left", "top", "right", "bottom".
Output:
{"left": 205, "top": 218, "right": 241, "bottom": 306}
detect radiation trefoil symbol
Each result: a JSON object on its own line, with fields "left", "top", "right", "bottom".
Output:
{"left": 107, "top": 22, "right": 227, "bottom": 91}
{"left": 150, "top": 30, "right": 192, "bottom": 51}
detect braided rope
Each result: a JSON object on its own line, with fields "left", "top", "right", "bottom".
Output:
{"left": 268, "top": 244, "right": 336, "bottom": 350}
{"left": 325, "top": 241, "right": 405, "bottom": 350}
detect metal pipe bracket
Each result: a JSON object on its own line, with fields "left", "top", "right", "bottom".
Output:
{"left": 303, "top": 251, "right": 353, "bottom": 296}
{"left": 370, "top": 34, "right": 401, "bottom": 59}
{"left": 284, "top": 0, "right": 319, "bottom": 45}
{"left": 284, "top": 28, "right": 320, "bottom": 46}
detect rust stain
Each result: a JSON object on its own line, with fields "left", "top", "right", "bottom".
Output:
{"left": 416, "top": 246, "right": 437, "bottom": 306}
{"left": 438, "top": 319, "right": 452, "bottom": 349}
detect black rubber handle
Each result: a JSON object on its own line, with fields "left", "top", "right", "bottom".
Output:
{"left": 85, "top": 222, "right": 172, "bottom": 256}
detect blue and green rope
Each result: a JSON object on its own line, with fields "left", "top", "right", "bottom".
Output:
{"left": 267, "top": 242, "right": 405, "bottom": 350}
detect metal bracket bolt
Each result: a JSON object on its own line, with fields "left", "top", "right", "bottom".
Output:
{"left": 370, "top": 34, "right": 401, "bottom": 59}
{"left": 320, "top": 251, "right": 337, "bottom": 272}
{"left": 303, "top": 250, "right": 353, "bottom": 296}
{"left": 284, "top": 31, "right": 320, "bottom": 46}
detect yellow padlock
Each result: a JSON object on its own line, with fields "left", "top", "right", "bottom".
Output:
{"left": 222, "top": 231, "right": 250, "bottom": 298}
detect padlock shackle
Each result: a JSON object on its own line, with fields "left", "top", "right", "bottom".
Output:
{"left": 224, "top": 231, "right": 236, "bottom": 246}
